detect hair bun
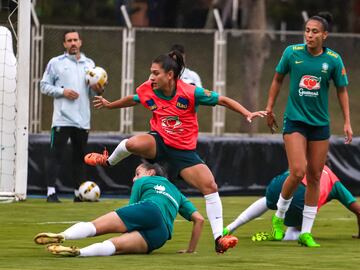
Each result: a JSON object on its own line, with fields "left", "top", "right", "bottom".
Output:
{"left": 318, "top": 11, "right": 333, "bottom": 24}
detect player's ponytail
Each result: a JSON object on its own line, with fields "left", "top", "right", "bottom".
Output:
{"left": 307, "top": 11, "right": 333, "bottom": 32}
{"left": 152, "top": 50, "right": 185, "bottom": 79}
{"left": 168, "top": 50, "right": 185, "bottom": 78}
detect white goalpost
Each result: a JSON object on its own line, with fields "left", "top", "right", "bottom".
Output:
{"left": 0, "top": 0, "right": 31, "bottom": 201}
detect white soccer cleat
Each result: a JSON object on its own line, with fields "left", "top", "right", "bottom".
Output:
{"left": 34, "top": 232, "right": 65, "bottom": 245}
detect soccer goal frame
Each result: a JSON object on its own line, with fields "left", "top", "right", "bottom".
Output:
{"left": 0, "top": 0, "right": 31, "bottom": 201}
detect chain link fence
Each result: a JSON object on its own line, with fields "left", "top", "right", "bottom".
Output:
{"left": 36, "top": 26, "right": 360, "bottom": 135}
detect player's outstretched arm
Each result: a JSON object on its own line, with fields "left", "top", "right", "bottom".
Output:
{"left": 178, "top": 211, "right": 204, "bottom": 254}
{"left": 217, "top": 96, "right": 267, "bottom": 123}
{"left": 349, "top": 202, "right": 360, "bottom": 239}
{"left": 93, "top": 95, "right": 137, "bottom": 109}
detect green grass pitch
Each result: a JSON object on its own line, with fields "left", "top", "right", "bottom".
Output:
{"left": 0, "top": 197, "right": 358, "bottom": 270}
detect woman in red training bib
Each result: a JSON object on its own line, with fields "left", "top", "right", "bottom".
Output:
{"left": 85, "top": 50, "right": 267, "bottom": 253}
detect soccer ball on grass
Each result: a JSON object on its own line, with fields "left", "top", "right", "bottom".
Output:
{"left": 78, "top": 181, "right": 101, "bottom": 202}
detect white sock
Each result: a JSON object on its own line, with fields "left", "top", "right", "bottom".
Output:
{"left": 62, "top": 222, "right": 96, "bottom": 240}
{"left": 47, "top": 187, "right": 56, "bottom": 196}
{"left": 275, "top": 194, "right": 293, "bottom": 219}
{"left": 204, "top": 192, "right": 223, "bottom": 239}
{"left": 74, "top": 189, "right": 79, "bottom": 197}
{"left": 227, "top": 197, "right": 268, "bottom": 232}
{"left": 107, "top": 139, "right": 131, "bottom": 166}
{"left": 79, "top": 240, "right": 116, "bottom": 257}
{"left": 301, "top": 205, "right": 317, "bottom": 234}
{"left": 283, "top": 227, "right": 301, "bottom": 241}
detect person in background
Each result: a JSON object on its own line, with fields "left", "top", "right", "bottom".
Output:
{"left": 171, "top": 44, "right": 202, "bottom": 87}
{"left": 40, "top": 30, "right": 104, "bottom": 203}
{"left": 223, "top": 165, "right": 360, "bottom": 243}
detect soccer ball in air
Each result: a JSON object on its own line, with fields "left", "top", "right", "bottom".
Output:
{"left": 86, "top": 66, "right": 108, "bottom": 88}
{"left": 78, "top": 181, "right": 101, "bottom": 202}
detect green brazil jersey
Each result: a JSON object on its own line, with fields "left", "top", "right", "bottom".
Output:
{"left": 276, "top": 44, "right": 348, "bottom": 126}
{"left": 129, "top": 176, "right": 197, "bottom": 237}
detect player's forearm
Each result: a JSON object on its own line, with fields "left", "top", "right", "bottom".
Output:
{"left": 217, "top": 96, "right": 251, "bottom": 118}
{"left": 265, "top": 73, "right": 284, "bottom": 112}
{"left": 106, "top": 96, "right": 137, "bottom": 109}
{"left": 336, "top": 87, "right": 351, "bottom": 125}
{"left": 187, "top": 212, "right": 204, "bottom": 252}
{"left": 348, "top": 202, "right": 360, "bottom": 238}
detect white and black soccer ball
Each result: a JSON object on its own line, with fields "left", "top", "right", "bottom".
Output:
{"left": 78, "top": 181, "right": 101, "bottom": 202}
{"left": 85, "top": 66, "right": 108, "bottom": 88}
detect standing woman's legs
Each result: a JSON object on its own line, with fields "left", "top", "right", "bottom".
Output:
{"left": 276, "top": 133, "right": 307, "bottom": 218}
{"left": 180, "top": 164, "right": 223, "bottom": 239}
{"left": 271, "top": 132, "right": 307, "bottom": 240}
{"left": 301, "top": 139, "right": 329, "bottom": 235}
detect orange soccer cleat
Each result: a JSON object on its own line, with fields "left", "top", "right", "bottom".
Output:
{"left": 84, "top": 148, "right": 109, "bottom": 166}
{"left": 215, "top": 235, "right": 238, "bottom": 254}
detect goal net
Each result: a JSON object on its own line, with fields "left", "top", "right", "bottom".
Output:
{"left": 0, "top": 26, "right": 17, "bottom": 201}
{"left": 0, "top": 0, "right": 31, "bottom": 202}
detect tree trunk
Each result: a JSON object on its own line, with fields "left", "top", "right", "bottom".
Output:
{"left": 240, "top": 0, "right": 267, "bottom": 134}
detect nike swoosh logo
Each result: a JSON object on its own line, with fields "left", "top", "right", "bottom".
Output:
{"left": 295, "top": 60, "right": 303, "bottom": 64}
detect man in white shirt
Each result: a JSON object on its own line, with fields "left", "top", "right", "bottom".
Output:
{"left": 40, "top": 30, "right": 103, "bottom": 203}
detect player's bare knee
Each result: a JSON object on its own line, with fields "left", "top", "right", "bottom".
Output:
{"left": 306, "top": 169, "right": 322, "bottom": 183}
{"left": 125, "top": 139, "right": 138, "bottom": 152}
{"left": 202, "top": 181, "right": 218, "bottom": 194}
{"left": 291, "top": 167, "right": 306, "bottom": 181}
{"left": 307, "top": 172, "right": 321, "bottom": 185}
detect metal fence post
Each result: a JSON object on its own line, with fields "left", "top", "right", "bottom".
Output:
{"left": 120, "top": 5, "right": 135, "bottom": 134}
{"left": 29, "top": 2, "right": 42, "bottom": 133}
{"left": 212, "top": 9, "right": 227, "bottom": 136}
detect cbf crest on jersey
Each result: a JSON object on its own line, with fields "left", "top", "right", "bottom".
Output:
{"left": 146, "top": 98, "right": 158, "bottom": 111}
{"left": 321, "top": 63, "right": 329, "bottom": 73}
{"left": 176, "top": 96, "right": 189, "bottom": 110}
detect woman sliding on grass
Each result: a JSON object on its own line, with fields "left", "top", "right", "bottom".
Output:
{"left": 34, "top": 162, "right": 204, "bottom": 256}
